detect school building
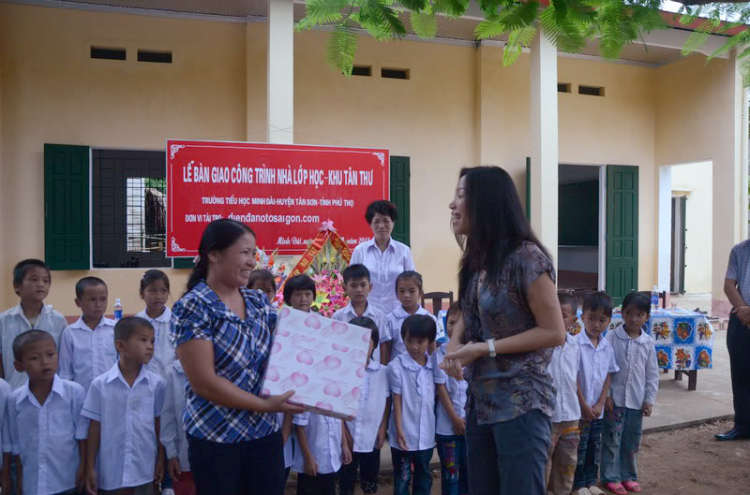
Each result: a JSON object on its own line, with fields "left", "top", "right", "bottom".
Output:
{"left": 0, "top": 0, "right": 746, "bottom": 317}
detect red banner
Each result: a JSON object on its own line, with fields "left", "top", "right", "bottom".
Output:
{"left": 166, "top": 140, "right": 389, "bottom": 256}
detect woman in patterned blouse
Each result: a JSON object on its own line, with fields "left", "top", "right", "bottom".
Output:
{"left": 441, "top": 167, "right": 566, "bottom": 495}
{"left": 171, "top": 219, "right": 303, "bottom": 495}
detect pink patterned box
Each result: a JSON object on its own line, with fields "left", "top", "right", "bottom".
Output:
{"left": 262, "top": 307, "right": 372, "bottom": 420}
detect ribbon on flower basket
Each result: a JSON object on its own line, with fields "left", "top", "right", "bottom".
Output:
{"left": 288, "top": 220, "right": 352, "bottom": 278}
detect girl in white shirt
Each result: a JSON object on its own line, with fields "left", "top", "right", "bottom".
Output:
{"left": 340, "top": 317, "right": 390, "bottom": 495}
{"left": 135, "top": 270, "right": 176, "bottom": 380}
{"left": 383, "top": 271, "right": 437, "bottom": 363}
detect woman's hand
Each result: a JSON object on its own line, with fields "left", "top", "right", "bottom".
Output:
{"left": 262, "top": 391, "right": 305, "bottom": 414}
{"left": 442, "top": 341, "right": 486, "bottom": 378}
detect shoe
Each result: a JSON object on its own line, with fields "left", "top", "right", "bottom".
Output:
{"left": 588, "top": 487, "right": 606, "bottom": 495}
{"left": 714, "top": 427, "right": 750, "bottom": 441}
{"left": 574, "top": 489, "right": 592, "bottom": 495}
{"left": 162, "top": 489, "right": 175, "bottom": 495}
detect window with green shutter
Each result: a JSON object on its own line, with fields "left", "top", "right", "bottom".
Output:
{"left": 390, "top": 156, "right": 411, "bottom": 246}
{"left": 44, "top": 144, "right": 91, "bottom": 270}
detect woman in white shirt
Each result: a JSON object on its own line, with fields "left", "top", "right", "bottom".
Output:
{"left": 351, "top": 201, "right": 415, "bottom": 314}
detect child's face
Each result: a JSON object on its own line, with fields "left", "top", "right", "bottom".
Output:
{"left": 141, "top": 279, "right": 169, "bottom": 313}
{"left": 290, "top": 290, "right": 315, "bottom": 313}
{"left": 582, "top": 308, "right": 611, "bottom": 339}
{"left": 15, "top": 267, "right": 51, "bottom": 304}
{"left": 396, "top": 279, "right": 422, "bottom": 310}
{"left": 404, "top": 332, "right": 430, "bottom": 362}
{"left": 345, "top": 278, "right": 372, "bottom": 305}
{"left": 117, "top": 325, "right": 155, "bottom": 365}
{"left": 15, "top": 339, "right": 57, "bottom": 382}
{"left": 560, "top": 303, "right": 576, "bottom": 333}
{"left": 76, "top": 284, "right": 108, "bottom": 322}
{"left": 623, "top": 306, "right": 649, "bottom": 334}
{"left": 251, "top": 281, "right": 276, "bottom": 303}
{"left": 446, "top": 311, "right": 461, "bottom": 339}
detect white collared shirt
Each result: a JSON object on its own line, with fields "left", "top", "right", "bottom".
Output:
{"left": 160, "top": 360, "right": 190, "bottom": 473}
{"left": 345, "top": 360, "right": 390, "bottom": 453}
{"left": 333, "top": 302, "right": 386, "bottom": 364}
{"left": 292, "top": 412, "right": 343, "bottom": 475}
{"left": 548, "top": 334, "right": 582, "bottom": 423}
{"left": 350, "top": 237, "right": 416, "bottom": 314}
{"left": 606, "top": 325, "right": 660, "bottom": 409}
{"left": 384, "top": 306, "right": 437, "bottom": 362}
{"left": 135, "top": 307, "right": 176, "bottom": 379}
{"left": 0, "top": 304, "right": 67, "bottom": 389}
{"left": 58, "top": 316, "right": 117, "bottom": 392}
{"left": 576, "top": 331, "right": 619, "bottom": 419}
{"left": 9, "top": 375, "right": 88, "bottom": 495}
{"left": 433, "top": 345, "right": 468, "bottom": 436}
{"left": 0, "top": 378, "right": 11, "bottom": 463}
{"left": 387, "top": 353, "right": 436, "bottom": 451}
{"left": 82, "top": 362, "right": 166, "bottom": 490}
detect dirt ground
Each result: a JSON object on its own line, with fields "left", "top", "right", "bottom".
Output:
{"left": 285, "top": 420, "right": 750, "bottom": 495}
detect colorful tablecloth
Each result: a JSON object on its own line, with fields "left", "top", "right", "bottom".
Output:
{"left": 568, "top": 308, "right": 714, "bottom": 371}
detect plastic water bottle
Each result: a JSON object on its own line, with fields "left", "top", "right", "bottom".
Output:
{"left": 114, "top": 298, "right": 123, "bottom": 321}
{"left": 651, "top": 286, "right": 659, "bottom": 312}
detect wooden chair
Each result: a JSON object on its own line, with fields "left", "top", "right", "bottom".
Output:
{"left": 422, "top": 291, "right": 454, "bottom": 317}
{"left": 638, "top": 290, "right": 667, "bottom": 309}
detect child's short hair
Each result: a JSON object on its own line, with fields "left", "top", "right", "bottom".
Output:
{"left": 349, "top": 316, "right": 379, "bottom": 348}
{"left": 140, "top": 269, "right": 170, "bottom": 293}
{"left": 558, "top": 293, "right": 579, "bottom": 314}
{"left": 75, "top": 277, "right": 107, "bottom": 299}
{"left": 622, "top": 292, "right": 651, "bottom": 315}
{"left": 342, "top": 264, "right": 371, "bottom": 284}
{"left": 365, "top": 200, "right": 398, "bottom": 224}
{"left": 114, "top": 316, "right": 154, "bottom": 342}
{"left": 12, "top": 330, "right": 55, "bottom": 361}
{"left": 13, "top": 259, "right": 51, "bottom": 289}
{"left": 248, "top": 269, "right": 276, "bottom": 291}
{"left": 283, "top": 275, "right": 316, "bottom": 305}
{"left": 395, "top": 271, "right": 424, "bottom": 294}
{"left": 582, "top": 292, "right": 613, "bottom": 318}
{"left": 401, "top": 314, "right": 437, "bottom": 342}
{"left": 447, "top": 301, "right": 461, "bottom": 318}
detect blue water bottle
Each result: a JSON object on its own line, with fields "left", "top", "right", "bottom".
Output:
{"left": 114, "top": 298, "right": 123, "bottom": 321}
{"left": 650, "top": 286, "right": 659, "bottom": 312}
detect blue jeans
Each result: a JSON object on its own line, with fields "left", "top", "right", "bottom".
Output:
{"left": 436, "top": 434, "right": 468, "bottom": 495}
{"left": 465, "top": 408, "right": 551, "bottom": 495}
{"left": 601, "top": 407, "right": 643, "bottom": 483}
{"left": 573, "top": 418, "right": 603, "bottom": 489}
{"left": 391, "top": 447, "right": 433, "bottom": 495}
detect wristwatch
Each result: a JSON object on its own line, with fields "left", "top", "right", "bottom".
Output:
{"left": 487, "top": 338, "right": 496, "bottom": 358}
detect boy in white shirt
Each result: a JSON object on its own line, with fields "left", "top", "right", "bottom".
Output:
{"left": 383, "top": 271, "right": 437, "bottom": 363}
{"left": 293, "top": 410, "right": 351, "bottom": 495}
{"left": 161, "top": 359, "right": 196, "bottom": 495}
{"left": 8, "top": 330, "right": 88, "bottom": 495}
{"left": 388, "top": 314, "right": 437, "bottom": 495}
{"left": 601, "top": 292, "right": 659, "bottom": 495}
{"left": 333, "top": 264, "right": 386, "bottom": 364}
{"left": 573, "top": 293, "right": 620, "bottom": 495}
{"left": 340, "top": 317, "right": 390, "bottom": 495}
{"left": 546, "top": 294, "right": 583, "bottom": 495}
{"left": 83, "top": 316, "right": 166, "bottom": 495}
{"left": 0, "top": 259, "right": 67, "bottom": 390}
{"left": 58, "top": 277, "right": 117, "bottom": 392}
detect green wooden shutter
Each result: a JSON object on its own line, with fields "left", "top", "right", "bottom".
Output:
{"left": 526, "top": 157, "right": 531, "bottom": 220}
{"left": 173, "top": 257, "right": 195, "bottom": 269}
{"left": 390, "top": 156, "right": 411, "bottom": 246}
{"left": 44, "top": 144, "right": 91, "bottom": 270}
{"left": 606, "top": 165, "right": 639, "bottom": 306}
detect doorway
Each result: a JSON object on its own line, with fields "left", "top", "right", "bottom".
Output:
{"left": 671, "top": 196, "right": 686, "bottom": 294}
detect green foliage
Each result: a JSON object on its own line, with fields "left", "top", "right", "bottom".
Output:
{"left": 410, "top": 11, "right": 438, "bottom": 38}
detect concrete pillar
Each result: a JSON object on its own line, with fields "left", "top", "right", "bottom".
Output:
{"left": 529, "top": 30, "right": 559, "bottom": 266}
{"left": 267, "top": 0, "right": 294, "bottom": 144}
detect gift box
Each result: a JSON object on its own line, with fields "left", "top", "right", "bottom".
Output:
{"left": 262, "top": 307, "right": 372, "bottom": 420}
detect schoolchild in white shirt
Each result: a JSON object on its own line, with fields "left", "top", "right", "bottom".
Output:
{"left": 388, "top": 314, "right": 437, "bottom": 495}
{"left": 293, "top": 410, "right": 351, "bottom": 495}
{"left": 8, "top": 330, "right": 88, "bottom": 495}
{"left": 383, "top": 271, "right": 437, "bottom": 363}
{"left": 58, "top": 277, "right": 117, "bottom": 392}
{"left": 340, "top": 317, "right": 390, "bottom": 495}
{"left": 83, "top": 316, "right": 166, "bottom": 495}
{"left": 546, "top": 293, "right": 583, "bottom": 495}
{"left": 161, "top": 359, "right": 196, "bottom": 495}
{"left": 573, "top": 293, "right": 620, "bottom": 495}
{"left": 248, "top": 269, "right": 279, "bottom": 307}
{"left": 0, "top": 376, "right": 10, "bottom": 494}
{"left": 601, "top": 292, "right": 659, "bottom": 495}
{"left": 135, "top": 270, "right": 176, "bottom": 379}
{"left": 333, "top": 264, "right": 386, "bottom": 364}
{"left": 0, "top": 259, "right": 67, "bottom": 390}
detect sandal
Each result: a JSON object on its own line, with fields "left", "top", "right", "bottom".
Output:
{"left": 603, "top": 482, "right": 627, "bottom": 495}
{"left": 622, "top": 481, "right": 641, "bottom": 492}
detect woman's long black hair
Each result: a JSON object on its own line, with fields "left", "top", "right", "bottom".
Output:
{"left": 185, "top": 219, "right": 256, "bottom": 294}
{"left": 456, "top": 166, "right": 550, "bottom": 305}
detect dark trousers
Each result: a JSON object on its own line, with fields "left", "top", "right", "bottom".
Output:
{"left": 573, "top": 418, "right": 603, "bottom": 489}
{"left": 340, "top": 449, "right": 381, "bottom": 495}
{"left": 391, "top": 447, "right": 434, "bottom": 495}
{"left": 728, "top": 313, "right": 750, "bottom": 433}
{"left": 296, "top": 471, "right": 339, "bottom": 495}
{"left": 465, "top": 408, "right": 551, "bottom": 495}
{"left": 187, "top": 430, "right": 286, "bottom": 495}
